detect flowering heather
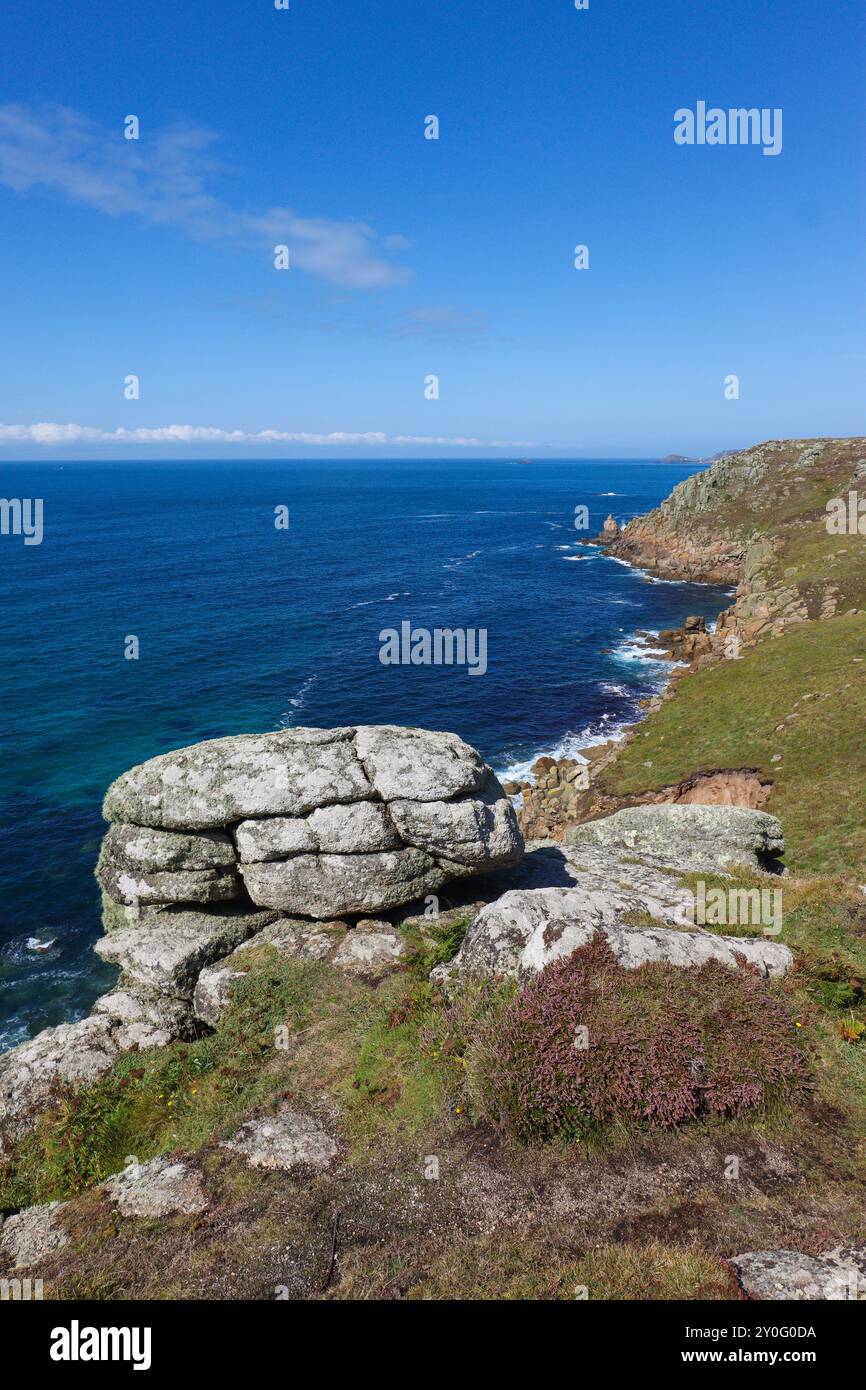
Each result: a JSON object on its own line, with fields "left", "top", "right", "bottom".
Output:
{"left": 470, "top": 935, "right": 809, "bottom": 1144}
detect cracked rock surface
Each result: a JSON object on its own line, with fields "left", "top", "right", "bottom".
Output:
{"left": 731, "top": 1247, "right": 866, "bottom": 1300}
{"left": 98, "top": 726, "right": 523, "bottom": 919}
{"left": 102, "top": 1155, "right": 209, "bottom": 1218}
{"left": 220, "top": 1107, "right": 338, "bottom": 1172}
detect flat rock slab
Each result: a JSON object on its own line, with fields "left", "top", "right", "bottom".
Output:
{"left": 731, "top": 1247, "right": 866, "bottom": 1300}
{"left": 221, "top": 1108, "right": 338, "bottom": 1172}
{"left": 567, "top": 804, "right": 785, "bottom": 874}
{"left": 331, "top": 922, "right": 407, "bottom": 980}
{"left": 103, "top": 727, "right": 369, "bottom": 829}
{"left": 0, "top": 1201, "right": 70, "bottom": 1270}
{"left": 443, "top": 885, "right": 792, "bottom": 983}
{"left": 94, "top": 904, "right": 278, "bottom": 999}
{"left": 102, "top": 1156, "right": 209, "bottom": 1217}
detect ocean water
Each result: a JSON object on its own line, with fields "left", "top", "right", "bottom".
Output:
{"left": 0, "top": 458, "right": 733, "bottom": 1051}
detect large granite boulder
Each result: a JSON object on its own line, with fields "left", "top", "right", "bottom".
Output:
{"left": 566, "top": 803, "right": 785, "bottom": 874}
{"left": 98, "top": 726, "right": 523, "bottom": 919}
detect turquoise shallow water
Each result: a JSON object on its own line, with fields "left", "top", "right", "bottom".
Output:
{"left": 0, "top": 457, "right": 732, "bottom": 1050}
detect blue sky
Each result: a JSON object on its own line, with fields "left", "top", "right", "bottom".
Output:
{"left": 0, "top": 0, "right": 863, "bottom": 458}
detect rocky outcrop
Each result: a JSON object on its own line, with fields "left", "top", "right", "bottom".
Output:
{"left": 518, "top": 752, "right": 774, "bottom": 842}
{"left": 596, "top": 438, "right": 866, "bottom": 648}
{"left": 566, "top": 804, "right": 785, "bottom": 874}
{"left": 655, "top": 615, "right": 713, "bottom": 666}
{"left": 0, "top": 1201, "right": 70, "bottom": 1271}
{"left": 1, "top": 725, "right": 520, "bottom": 1152}
{"left": 221, "top": 1107, "right": 338, "bottom": 1173}
{"left": 435, "top": 806, "right": 792, "bottom": 986}
{"left": 653, "top": 769, "right": 772, "bottom": 809}
{"left": 518, "top": 756, "right": 591, "bottom": 839}
{"left": 442, "top": 884, "right": 792, "bottom": 984}
{"left": 94, "top": 904, "right": 279, "bottom": 999}
{"left": 102, "top": 1156, "right": 209, "bottom": 1217}
{"left": 2, "top": 727, "right": 521, "bottom": 1152}
{"left": 731, "top": 1247, "right": 866, "bottom": 1301}
{"left": 98, "top": 726, "right": 522, "bottom": 919}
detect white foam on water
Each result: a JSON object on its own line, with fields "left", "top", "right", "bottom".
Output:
{"left": 495, "top": 712, "right": 632, "bottom": 784}
{"left": 280, "top": 674, "right": 319, "bottom": 724}
{"left": 27, "top": 937, "right": 57, "bottom": 953}
{"left": 350, "top": 591, "right": 411, "bottom": 608}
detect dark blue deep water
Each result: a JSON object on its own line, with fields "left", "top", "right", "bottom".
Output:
{"left": 0, "top": 458, "right": 733, "bottom": 1050}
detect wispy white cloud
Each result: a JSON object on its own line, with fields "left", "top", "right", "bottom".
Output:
{"left": 0, "top": 105, "right": 410, "bottom": 288}
{"left": 0, "top": 422, "right": 535, "bottom": 449}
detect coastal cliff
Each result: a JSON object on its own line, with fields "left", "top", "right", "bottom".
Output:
{"left": 600, "top": 437, "right": 866, "bottom": 645}
{"left": 521, "top": 437, "right": 866, "bottom": 867}
{"left": 1, "top": 440, "right": 865, "bottom": 1302}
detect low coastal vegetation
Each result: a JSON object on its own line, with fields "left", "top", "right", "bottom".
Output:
{"left": 462, "top": 937, "right": 809, "bottom": 1144}
{"left": 600, "top": 612, "right": 866, "bottom": 873}
{"left": 2, "top": 862, "right": 864, "bottom": 1300}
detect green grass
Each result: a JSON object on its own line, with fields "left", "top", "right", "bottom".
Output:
{"left": 394, "top": 1237, "right": 741, "bottom": 1301}
{"left": 600, "top": 613, "right": 866, "bottom": 874}
{"left": 340, "top": 977, "right": 457, "bottom": 1143}
{"left": 0, "top": 946, "right": 328, "bottom": 1208}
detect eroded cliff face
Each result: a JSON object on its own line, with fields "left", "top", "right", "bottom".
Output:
{"left": 599, "top": 437, "right": 866, "bottom": 647}
{"left": 517, "top": 437, "right": 866, "bottom": 841}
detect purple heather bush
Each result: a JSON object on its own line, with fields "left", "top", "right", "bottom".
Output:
{"left": 465, "top": 935, "right": 809, "bottom": 1144}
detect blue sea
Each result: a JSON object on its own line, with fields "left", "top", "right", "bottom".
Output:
{"left": 0, "top": 458, "right": 733, "bottom": 1051}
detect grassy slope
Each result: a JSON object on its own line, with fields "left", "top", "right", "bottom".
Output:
{"left": 600, "top": 613, "right": 866, "bottom": 875}
{"left": 4, "top": 878, "right": 865, "bottom": 1300}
